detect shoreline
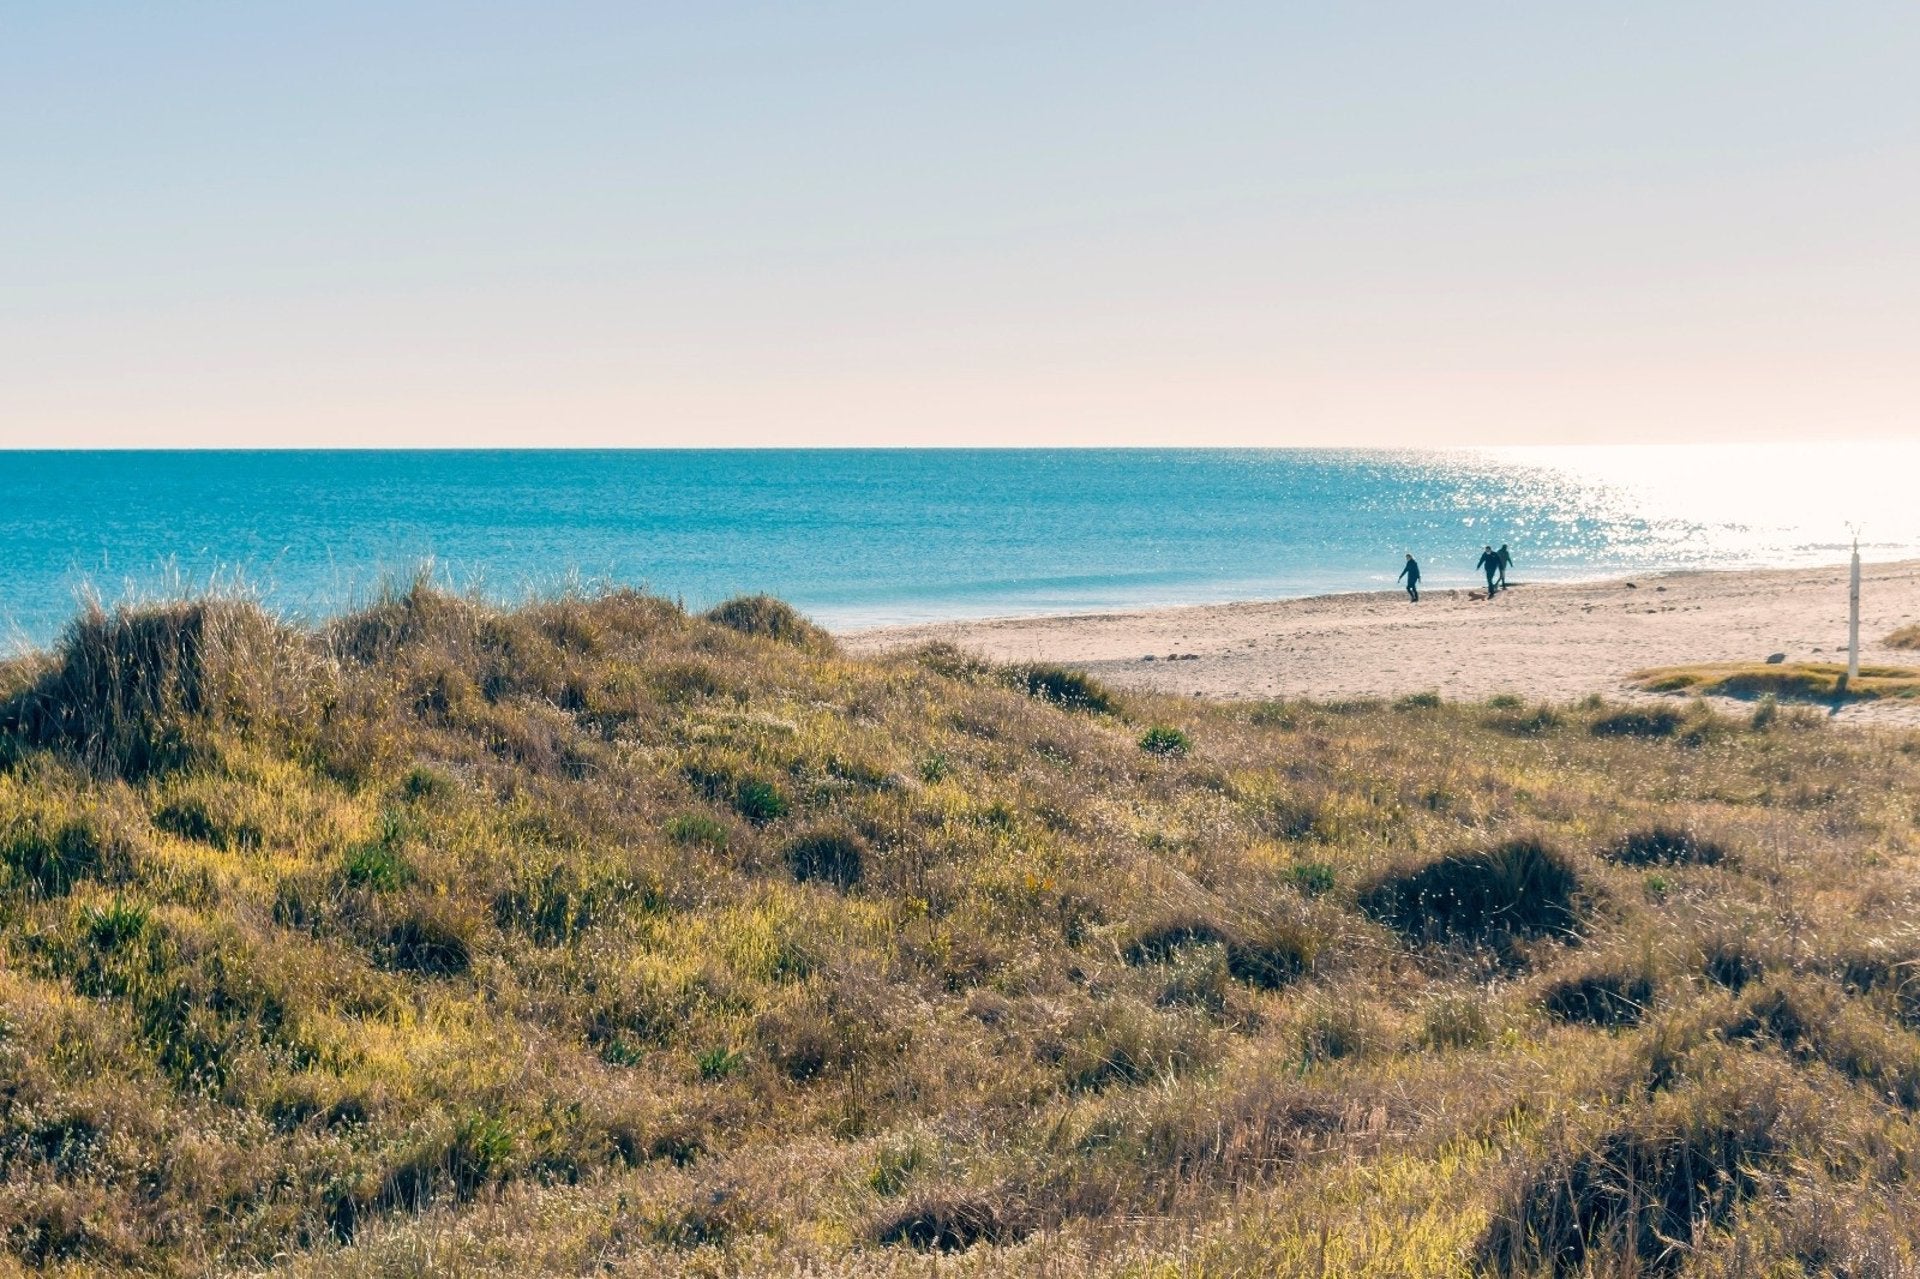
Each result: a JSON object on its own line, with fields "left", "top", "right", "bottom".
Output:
{"left": 842, "top": 559, "right": 1920, "bottom": 725}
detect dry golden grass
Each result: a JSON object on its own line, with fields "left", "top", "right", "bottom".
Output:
{"left": 2, "top": 585, "right": 1920, "bottom": 1275}
{"left": 1634, "top": 659, "right": 1920, "bottom": 701}
{"left": 1888, "top": 624, "right": 1920, "bottom": 652}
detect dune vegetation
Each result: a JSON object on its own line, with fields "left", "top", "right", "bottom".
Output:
{"left": 1634, "top": 661, "right": 1920, "bottom": 702}
{"left": 1888, "top": 625, "right": 1920, "bottom": 652}
{"left": 3, "top": 585, "right": 1920, "bottom": 1276}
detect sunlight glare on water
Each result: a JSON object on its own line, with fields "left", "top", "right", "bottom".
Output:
{"left": 1483, "top": 443, "right": 1920, "bottom": 569}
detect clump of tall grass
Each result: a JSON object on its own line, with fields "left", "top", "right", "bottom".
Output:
{"left": 0, "top": 598, "right": 316, "bottom": 776}
{"left": 1138, "top": 725, "right": 1191, "bottom": 756}
{"left": 1482, "top": 1060, "right": 1810, "bottom": 1273}
{"left": 1123, "top": 913, "right": 1317, "bottom": 990}
{"left": 1004, "top": 663, "right": 1116, "bottom": 714}
{"left": 1589, "top": 705, "right": 1683, "bottom": 738}
{"left": 701, "top": 594, "right": 833, "bottom": 651}
{"left": 1359, "top": 838, "right": 1584, "bottom": 951}
{"left": 1605, "top": 824, "right": 1728, "bottom": 867}
{"left": 875, "top": 1190, "right": 1032, "bottom": 1252}
{"left": 1542, "top": 965, "right": 1656, "bottom": 1027}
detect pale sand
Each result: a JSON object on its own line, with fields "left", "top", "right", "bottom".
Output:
{"left": 843, "top": 560, "right": 1920, "bottom": 726}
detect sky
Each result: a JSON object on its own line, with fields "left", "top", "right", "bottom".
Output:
{"left": 4, "top": 2, "right": 1918, "bottom": 448}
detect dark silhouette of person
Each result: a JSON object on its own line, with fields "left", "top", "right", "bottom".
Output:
{"left": 1495, "top": 543, "right": 1513, "bottom": 588}
{"left": 1476, "top": 545, "right": 1500, "bottom": 596}
{"left": 1397, "top": 553, "right": 1421, "bottom": 602}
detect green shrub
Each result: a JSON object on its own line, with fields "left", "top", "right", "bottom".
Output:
{"left": 0, "top": 599, "right": 306, "bottom": 777}
{"left": 400, "top": 766, "right": 452, "bottom": 801}
{"left": 600, "top": 1037, "right": 646, "bottom": 1067}
{"left": 1289, "top": 862, "right": 1336, "bottom": 897}
{"left": 343, "top": 842, "right": 407, "bottom": 891}
{"left": 1703, "top": 935, "right": 1768, "bottom": 991}
{"left": 493, "top": 862, "right": 606, "bottom": 943}
{"left": 1488, "top": 704, "right": 1562, "bottom": 736}
{"left": 449, "top": 1112, "right": 516, "bottom": 1195}
{"left": 699, "top": 1045, "right": 746, "bottom": 1080}
{"left": 1296, "top": 998, "right": 1382, "bottom": 1063}
{"left": 733, "top": 779, "right": 789, "bottom": 825}
{"left": 1056, "top": 998, "right": 1208, "bottom": 1091}
{"left": 80, "top": 897, "right": 151, "bottom": 951}
{"left": 1139, "top": 726, "right": 1191, "bottom": 757}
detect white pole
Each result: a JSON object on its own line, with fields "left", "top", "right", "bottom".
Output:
{"left": 1848, "top": 538, "right": 1861, "bottom": 681}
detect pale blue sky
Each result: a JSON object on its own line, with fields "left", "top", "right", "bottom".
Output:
{"left": 5, "top": 3, "right": 1917, "bottom": 446}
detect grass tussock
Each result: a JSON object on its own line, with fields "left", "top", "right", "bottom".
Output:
{"left": 2, "top": 585, "right": 1920, "bottom": 1274}
{"left": 1606, "top": 825, "right": 1729, "bottom": 867}
{"left": 0, "top": 599, "right": 319, "bottom": 776}
{"left": 1359, "top": 838, "right": 1585, "bottom": 951}
{"left": 1542, "top": 966, "right": 1656, "bottom": 1027}
{"left": 1885, "top": 624, "right": 1920, "bottom": 651}
{"left": 700, "top": 594, "right": 834, "bottom": 652}
{"left": 1005, "top": 663, "right": 1116, "bottom": 714}
{"left": 1482, "top": 1059, "right": 1815, "bottom": 1274}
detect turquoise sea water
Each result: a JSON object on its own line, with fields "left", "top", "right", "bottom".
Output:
{"left": 2, "top": 446, "right": 1915, "bottom": 647}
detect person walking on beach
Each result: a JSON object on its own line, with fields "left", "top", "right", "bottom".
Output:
{"left": 1476, "top": 545, "right": 1500, "bottom": 597}
{"left": 1495, "top": 543, "right": 1513, "bottom": 588}
{"left": 1397, "top": 553, "right": 1421, "bottom": 602}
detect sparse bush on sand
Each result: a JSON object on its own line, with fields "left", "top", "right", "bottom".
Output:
{"left": 1, "top": 587, "right": 1919, "bottom": 1274}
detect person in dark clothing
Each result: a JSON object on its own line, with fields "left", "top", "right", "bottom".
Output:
{"left": 1397, "top": 553, "right": 1421, "bottom": 602}
{"left": 1476, "top": 545, "right": 1500, "bottom": 596}
{"left": 1495, "top": 543, "right": 1513, "bottom": 588}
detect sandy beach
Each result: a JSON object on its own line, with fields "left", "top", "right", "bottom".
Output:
{"left": 845, "top": 559, "right": 1920, "bottom": 725}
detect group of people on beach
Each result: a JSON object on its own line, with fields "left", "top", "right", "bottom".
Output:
{"left": 1395, "top": 544, "right": 1512, "bottom": 603}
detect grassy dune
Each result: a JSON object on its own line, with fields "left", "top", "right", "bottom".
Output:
{"left": 3, "top": 586, "right": 1920, "bottom": 1276}
{"left": 1635, "top": 661, "right": 1920, "bottom": 703}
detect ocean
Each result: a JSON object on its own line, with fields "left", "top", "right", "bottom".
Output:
{"left": 3, "top": 446, "right": 1915, "bottom": 648}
